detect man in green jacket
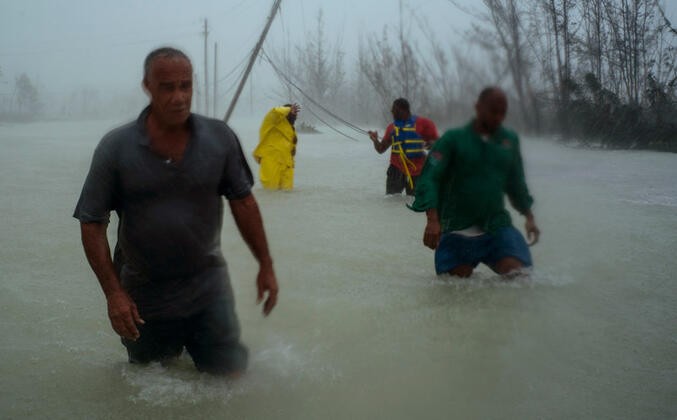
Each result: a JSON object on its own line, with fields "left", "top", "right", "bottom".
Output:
{"left": 410, "top": 87, "right": 540, "bottom": 277}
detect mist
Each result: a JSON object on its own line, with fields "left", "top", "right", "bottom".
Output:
{"left": 1, "top": 1, "right": 677, "bottom": 419}
{"left": 1, "top": 0, "right": 474, "bottom": 124}
{"left": 2, "top": 0, "right": 673, "bottom": 150}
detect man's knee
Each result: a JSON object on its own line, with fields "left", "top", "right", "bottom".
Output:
{"left": 122, "top": 336, "right": 183, "bottom": 365}
{"left": 449, "top": 265, "right": 473, "bottom": 278}
{"left": 385, "top": 176, "right": 403, "bottom": 194}
{"left": 186, "top": 296, "right": 248, "bottom": 375}
{"left": 493, "top": 257, "right": 524, "bottom": 276}
{"left": 191, "top": 341, "right": 249, "bottom": 375}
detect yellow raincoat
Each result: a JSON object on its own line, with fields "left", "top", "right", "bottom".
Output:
{"left": 253, "top": 106, "right": 297, "bottom": 190}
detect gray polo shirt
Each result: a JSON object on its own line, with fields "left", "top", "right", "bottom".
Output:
{"left": 74, "top": 107, "right": 253, "bottom": 319}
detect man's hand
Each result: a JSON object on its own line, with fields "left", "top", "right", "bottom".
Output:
{"left": 256, "top": 264, "right": 278, "bottom": 316}
{"left": 290, "top": 103, "right": 301, "bottom": 117}
{"left": 106, "top": 290, "right": 144, "bottom": 340}
{"left": 368, "top": 130, "right": 379, "bottom": 142}
{"left": 525, "top": 213, "right": 540, "bottom": 246}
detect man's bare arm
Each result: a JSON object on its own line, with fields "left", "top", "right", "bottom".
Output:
{"left": 80, "top": 222, "right": 143, "bottom": 339}
{"left": 228, "top": 193, "right": 278, "bottom": 316}
{"left": 423, "top": 209, "right": 442, "bottom": 250}
{"left": 523, "top": 210, "right": 540, "bottom": 246}
{"left": 368, "top": 130, "right": 392, "bottom": 154}
{"left": 507, "top": 196, "right": 540, "bottom": 246}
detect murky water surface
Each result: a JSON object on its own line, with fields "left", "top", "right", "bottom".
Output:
{"left": 1, "top": 118, "right": 675, "bottom": 419}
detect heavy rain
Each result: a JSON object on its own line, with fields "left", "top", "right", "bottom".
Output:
{"left": 1, "top": 1, "right": 676, "bottom": 419}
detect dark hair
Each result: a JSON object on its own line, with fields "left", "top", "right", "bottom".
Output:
{"left": 143, "top": 47, "right": 191, "bottom": 81}
{"left": 392, "top": 97, "right": 410, "bottom": 112}
{"left": 478, "top": 86, "right": 504, "bottom": 102}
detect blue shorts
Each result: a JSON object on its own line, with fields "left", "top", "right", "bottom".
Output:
{"left": 434, "top": 226, "right": 532, "bottom": 274}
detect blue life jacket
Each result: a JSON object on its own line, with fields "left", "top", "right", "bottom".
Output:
{"left": 391, "top": 116, "right": 425, "bottom": 159}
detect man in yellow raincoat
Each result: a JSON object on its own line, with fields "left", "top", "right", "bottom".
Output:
{"left": 253, "top": 103, "right": 300, "bottom": 190}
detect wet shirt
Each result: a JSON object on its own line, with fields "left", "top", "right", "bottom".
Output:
{"left": 410, "top": 121, "right": 533, "bottom": 233}
{"left": 73, "top": 107, "right": 253, "bottom": 319}
{"left": 383, "top": 116, "right": 438, "bottom": 176}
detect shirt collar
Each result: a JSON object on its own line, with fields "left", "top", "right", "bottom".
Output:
{"left": 134, "top": 105, "right": 196, "bottom": 146}
{"left": 467, "top": 119, "right": 504, "bottom": 141}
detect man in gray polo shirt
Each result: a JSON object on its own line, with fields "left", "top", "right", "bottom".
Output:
{"left": 74, "top": 47, "right": 278, "bottom": 375}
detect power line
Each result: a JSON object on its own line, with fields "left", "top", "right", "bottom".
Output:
{"left": 263, "top": 56, "right": 362, "bottom": 142}
{"left": 219, "top": 59, "right": 249, "bottom": 98}
{"left": 224, "top": 0, "right": 282, "bottom": 123}
{"left": 261, "top": 48, "right": 369, "bottom": 138}
{"left": 302, "top": 102, "right": 361, "bottom": 142}
{"left": 217, "top": 49, "right": 251, "bottom": 84}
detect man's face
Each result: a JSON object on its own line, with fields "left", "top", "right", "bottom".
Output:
{"left": 475, "top": 92, "right": 508, "bottom": 134}
{"left": 391, "top": 104, "right": 406, "bottom": 121}
{"left": 143, "top": 56, "right": 193, "bottom": 127}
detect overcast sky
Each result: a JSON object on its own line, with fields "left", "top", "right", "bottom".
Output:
{"left": 0, "top": 1, "right": 477, "bottom": 96}
{"left": 1, "top": 0, "right": 675, "bottom": 114}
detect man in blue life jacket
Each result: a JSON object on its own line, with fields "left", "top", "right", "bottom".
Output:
{"left": 368, "top": 98, "right": 439, "bottom": 195}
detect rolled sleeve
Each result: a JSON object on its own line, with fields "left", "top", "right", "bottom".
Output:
{"left": 416, "top": 117, "right": 439, "bottom": 142}
{"left": 410, "top": 135, "right": 452, "bottom": 212}
{"left": 73, "top": 137, "right": 118, "bottom": 224}
{"left": 219, "top": 126, "right": 254, "bottom": 200}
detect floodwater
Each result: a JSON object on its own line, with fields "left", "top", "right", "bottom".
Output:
{"left": 1, "top": 116, "right": 675, "bottom": 419}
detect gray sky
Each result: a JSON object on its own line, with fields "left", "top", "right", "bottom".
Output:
{"left": 1, "top": 0, "right": 675, "bottom": 114}
{"left": 0, "top": 0, "right": 475, "bottom": 97}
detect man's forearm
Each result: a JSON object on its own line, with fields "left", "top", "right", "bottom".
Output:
{"left": 373, "top": 138, "right": 389, "bottom": 154}
{"left": 80, "top": 222, "right": 123, "bottom": 297}
{"left": 426, "top": 208, "right": 440, "bottom": 224}
{"left": 229, "top": 194, "right": 273, "bottom": 267}
{"left": 507, "top": 193, "right": 533, "bottom": 217}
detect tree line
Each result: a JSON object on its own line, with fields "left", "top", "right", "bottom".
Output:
{"left": 3, "top": 1, "right": 675, "bottom": 151}
{"left": 0, "top": 68, "right": 143, "bottom": 122}
{"left": 278, "top": 0, "right": 676, "bottom": 151}
{"left": 0, "top": 70, "right": 43, "bottom": 122}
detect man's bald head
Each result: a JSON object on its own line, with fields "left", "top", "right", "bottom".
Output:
{"left": 475, "top": 86, "right": 508, "bottom": 134}
{"left": 478, "top": 86, "right": 507, "bottom": 105}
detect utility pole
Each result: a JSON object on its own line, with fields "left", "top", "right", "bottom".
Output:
{"left": 213, "top": 42, "right": 218, "bottom": 118}
{"left": 224, "top": 0, "right": 282, "bottom": 123}
{"left": 194, "top": 72, "right": 201, "bottom": 114}
{"left": 203, "top": 19, "right": 209, "bottom": 117}
{"left": 399, "top": 0, "right": 409, "bottom": 99}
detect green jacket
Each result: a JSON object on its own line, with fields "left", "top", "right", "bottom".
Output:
{"left": 410, "top": 121, "right": 533, "bottom": 233}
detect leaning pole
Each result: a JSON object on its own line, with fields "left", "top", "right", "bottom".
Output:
{"left": 223, "top": 0, "right": 282, "bottom": 123}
